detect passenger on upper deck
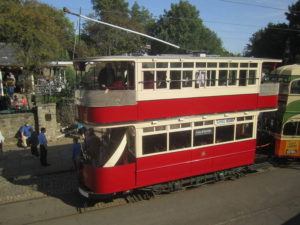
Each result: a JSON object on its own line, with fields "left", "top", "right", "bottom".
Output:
{"left": 98, "top": 63, "right": 115, "bottom": 90}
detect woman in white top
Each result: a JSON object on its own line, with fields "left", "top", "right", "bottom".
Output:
{"left": 0, "top": 130, "right": 4, "bottom": 153}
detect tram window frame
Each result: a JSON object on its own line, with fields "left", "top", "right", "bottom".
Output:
{"left": 218, "top": 70, "right": 228, "bottom": 86}
{"left": 216, "top": 125, "right": 234, "bottom": 143}
{"left": 290, "top": 79, "right": 300, "bottom": 94}
{"left": 228, "top": 70, "right": 237, "bottom": 86}
{"left": 196, "top": 62, "right": 206, "bottom": 68}
{"left": 169, "top": 130, "right": 192, "bottom": 150}
{"left": 193, "top": 127, "right": 214, "bottom": 147}
{"left": 143, "top": 71, "right": 155, "bottom": 90}
{"left": 206, "top": 70, "right": 216, "bottom": 86}
{"left": 283, "top": 122, "right": 298, "bottom": 136}
{"left": 235, "top": 123, "right": 253, "bottom": 140}
{"left": 142, "top": 133, "right": 167, "bottom": 155}
{"left": 170, "top": 70, "right": 181, "bottom": 89}
{"left": 156, "top": 62, "right": 168, "bottom": 68}
{"left": 156, "top": 71, "right": 167, "bottom": 89}
{"left": 248, "top": 70, "right": 256, "bottom": 85}
{"left": 182, "top": 70, "right": 193, "bottom": 88}
{"left": 239, "top": 70, "right": 247, "bottom": 86}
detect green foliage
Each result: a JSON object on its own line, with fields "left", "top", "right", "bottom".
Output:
{"left": 246, "top": 0, "right": 300, "bottom": 63}
{"left": 245, "top": 23, "right": 289, "bottom": 59}
{"left": 149, "top": 1, "right": 225, "bottom": 55}
{"left": 0, "top": 0, "right": 75, "bottom": 68}
{"left": 81, "top": 0, "right": 151, "bottom": 56}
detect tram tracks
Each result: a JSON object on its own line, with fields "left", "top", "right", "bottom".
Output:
{"left": 2, "top": 158, "right": 299, "bottom": 225}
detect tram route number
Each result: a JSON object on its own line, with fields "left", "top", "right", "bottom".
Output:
{"left": 286, "top": 141, "right": 298, "bottom": 154}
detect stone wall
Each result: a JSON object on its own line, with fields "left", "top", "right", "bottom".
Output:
{"left": 36, "top": 103, "right": 61, "bottom": 141}
{"left": 0, "top": 112, "right": 35, "bottom": 144}
{"left": 0, "top": 103, "right": 61, "bottom": 145}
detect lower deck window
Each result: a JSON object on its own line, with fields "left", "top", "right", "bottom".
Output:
{"left": 216, "top": 125, "right": 234, "bottom": 143}
{"left": 193, "top": 128, "right": 214, "bottom": 146}
{"left": 236, "top": 123, "right": 253, "bottom": 139}
{"left": 143, "top": 133, "right": 167, "bottom": 154}
{"left": 169, "top": 130, "right": 191, "bottom": 150}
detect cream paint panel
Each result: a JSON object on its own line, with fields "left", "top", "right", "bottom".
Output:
{"left": 135, "top": 111, "right": 259, "bottom": 158}
{"left": 137, "top": 86, "right": 259, "bottom": 101}
{"left": 103, "top": 133, "right": 127, "bottom": 168}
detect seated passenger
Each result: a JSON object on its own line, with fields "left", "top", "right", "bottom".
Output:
{"left": 98, "top": 63, "right": 115, "bottom": 90}
{"left": 111, "top": 76, "right": 126, "bottom": 90}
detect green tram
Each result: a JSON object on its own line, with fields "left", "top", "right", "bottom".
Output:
{"left": 262, "top": 64, "right": 300, "bottom": 158}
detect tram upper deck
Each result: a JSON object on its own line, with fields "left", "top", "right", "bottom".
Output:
{"left": 74, "top": 55, "right": 281, "bottom": 125}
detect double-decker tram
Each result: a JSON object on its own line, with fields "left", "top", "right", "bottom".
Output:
{"left": 261, "top": 64, "right": 300, "bottom": 158}
{"left": 74, "top": 54, "right": 281, "bottom": 199}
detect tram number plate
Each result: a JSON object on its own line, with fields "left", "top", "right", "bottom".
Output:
{"left": 286, "top": 150, "right": 297, "bottom": 154}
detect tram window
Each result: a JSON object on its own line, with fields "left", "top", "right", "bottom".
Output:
{"left": 196, "top": 62, "right": 206, "bottom": 68}
{"left": 219, "top": 63, "right": 228, "bottom": 68}
{"left": 181, "top": 123, "right": 191, "bottom": 128}
{"left": 230, "top": 63, "right": 238, "bottom": 68}
{"left": 183, "top": 62, "right": 194, "bottom": 68}
{"left": 250, "top": 63, "right": 258, "bottom": 68}
{"left": 236, "top": 123, "right": 253, "bottom": 140}
{"left": 170, "top": 124, "right": 181, "bottom": 129}
{"left": 239, "top": 70, "right": 247, "bottom": 86}
{"left": 237, "top": 117, "right": 244, "bottom": 121}
{"left": 155, "top": 125, "right": 166, "bottom": 131}
{"left": 240, "top": 63, "right": 248, "bottom": 68}
{"left": 143, "top": 127, "right": 154, "bottom": 133}
{"left": 157, "top": 71, "right": 167, "bottom": 89}
{"left": 169, "top": 130, "right": 191, "bottom": 150}
{"left": 143, "top": 133, "right": 167, "bottom": 154}
{"left": 143, "top": 71, "right": 154, "bottom": 89}
{"left": 194, "top": 121, "right": 204, "bottom": 127}
{"left": 142, "top": 62, "right": 155, "bottom": 68}
{"left": 290, "top": 80, "right": 300, "bottom": 94}
{"left": 207, "top": 62, "right": 217, "bottom": 68}
{"left": 245, "top": 116, "right": 253, "bottom": 120}
{"left": 248, "top": 70, "right": 256, "bottom": 85}
{"left": 207, "top": 70, "right": 216, "bottom": 86}
{"left": 216, "top": 125, "right": 234, "bottom": 143}
{"left": 219, "top": 70, "right": 227, "bottom": 86}
{"left": 171, "top": 62, "right": 182, "bottom": 68}
{"left": 195, "top": 71, "right": 206, "bottom": 88}
{"left": 182, "top": 71, "right": 193, "bottom": 87}
{"left": 283, "top": 122, "right": 297, "bottom": 135}
{"left": 157, "top": 62, "right": 168, "bottom": 68}
{"left": 194, "top": 128, "right": 214, "bottom": 146}
{"left": 170, "top": 71, "right": 181, "bottom": 89}
{"left": 228, "top": 70, "right": 237, "bottom": 85}
{"left": 204, "top": 120, "right": 213, "bottom": 125}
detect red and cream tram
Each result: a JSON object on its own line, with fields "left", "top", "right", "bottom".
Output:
{"left": 74, "top": 55, "right": 281, "bottom": 198}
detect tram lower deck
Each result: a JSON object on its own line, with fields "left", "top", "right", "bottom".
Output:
{"left": 79, "top": 111, "right": 258, "bottom": 197}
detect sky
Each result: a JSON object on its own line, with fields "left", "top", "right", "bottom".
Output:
{"left": 39, "top": 0, "right": 298, "bottom": 54}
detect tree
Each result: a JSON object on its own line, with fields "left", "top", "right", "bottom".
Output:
{"left": 286, "top": 1, "right": 300, "bottom": 63}
{"left": 245, "top": 23, "right": 289, "bottom": 59}
{"left": 82, "top": 0, "right": 151, "bottom": 56}
{"left": 149, "top": 1, "right": 225, "bottom": 55}
{"left": 0, "top": 0, "right": 74, "bottom": 68}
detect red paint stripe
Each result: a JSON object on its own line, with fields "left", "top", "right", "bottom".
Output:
{"left": 79, "top": 94, "right": 274, "bottom": 124}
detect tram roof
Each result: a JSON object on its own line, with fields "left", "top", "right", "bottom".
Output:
{"left": 74, "top": 54, "right": 281, "bottom": 63}
{"left": 272, "top": 64, "right": 300, "bottom": 76}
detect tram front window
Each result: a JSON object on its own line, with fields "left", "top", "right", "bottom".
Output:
{"left": 77, "top": 61, "right": 135, "bottom": 90}
{"left": 82, "top": 127, "right": 136, "bottom": 167}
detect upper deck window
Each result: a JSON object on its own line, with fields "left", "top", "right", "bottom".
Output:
{"left": 196, "top": 62, "right": 206, "bottom": 68}
{"left": 142, "top": 62, "right": 155, "bottom": 68}
{"left": 157, "top": 62, "right": 168, "bottom": 68}
{"left": 183, "top": 62, "right": 194, "bottom": 68}
{"left": 290, "top": 80, "right": 300, "bottom": 94}
{"left": 171, "top": 62, "right": 182, "bottom": 68}
{"left": 208, "top": 62, "right": 217, "bottom": 68}
{"left": 78, "top": 61, "right": 135, "bottom": 90}
{"left": 230, "top": 63, "right": 238, "bottom": 68}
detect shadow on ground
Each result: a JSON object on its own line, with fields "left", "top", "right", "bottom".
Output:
{"left": 0, "top": 136, "right": 88, "bottom": 208}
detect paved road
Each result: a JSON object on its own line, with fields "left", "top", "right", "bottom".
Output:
{"left": 1, "top": 164, "right": 300, "bottom": 225}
